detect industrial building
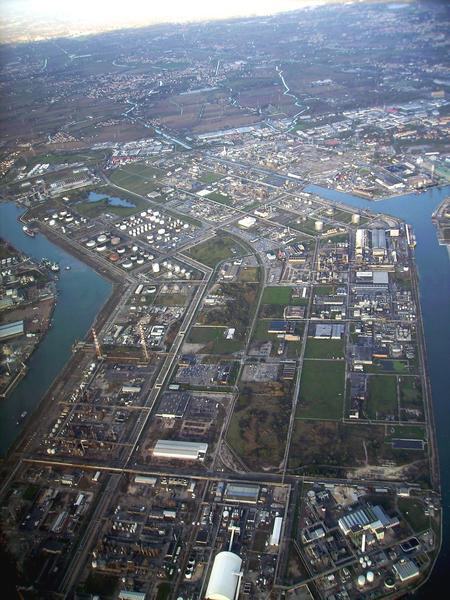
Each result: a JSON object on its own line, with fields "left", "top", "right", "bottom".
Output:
{"left": 224, "top": 483, "right": 260, "bottom": 504}
{"left": 205, "top": 551, "right": 243, "bottom": 600}
{"left": 338, "top": 504, "right": 399, "bottom": 541}
{"left": 393, "top": 558, "right": 420, "bottom": 582}
{"left": 153, "top": 439, "right": 208, "bottom": 461}
{"left": 0, "top": 319, "right": 24, "bottom": 340}
{"left": 269, "top": 516, "right": 283, "bottom": 546}
{"left": 118, "top": 592, "right": 146, "bottom": 600}
{"left": 314, "top": 323, "right": 345, "bottom": 339}
{"left": 155, "top": 391, "right": 190, "bottom": 418}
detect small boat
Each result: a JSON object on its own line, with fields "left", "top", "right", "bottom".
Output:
{"left": 16, "top": 411, "right": 27, "bottom": 425}
{"left": 65, "top": 265, "right": 71, "bottom": 271}
{"left": 22, "top": 225, "right": 35, "bottom": 237}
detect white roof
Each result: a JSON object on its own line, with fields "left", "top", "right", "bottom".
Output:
{"left": 153, "top": 440, "right": 208, "bottom": 460}
{"left": 119, "top": 592, "right": 146, "bottom": 600}
{"left": 205, "top": 551, "right": 242, "bottom": 600}
{"left": 269, "top": 516, "right": 283, "bottom": 546}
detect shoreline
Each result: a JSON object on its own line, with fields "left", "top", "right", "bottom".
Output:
{"left": 0, "top": 209, "right": 124, "bottom": 463}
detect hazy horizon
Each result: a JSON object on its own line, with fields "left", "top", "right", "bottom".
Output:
{"left": 0, "top": 0, "right": 367, "bottom": 43}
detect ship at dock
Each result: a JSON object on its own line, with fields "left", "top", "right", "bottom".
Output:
{"left": 22, "top": 225, "right": 36, "bottom": 237}
{"left": 405, "top": 224, "right": 417, "bottom": 248}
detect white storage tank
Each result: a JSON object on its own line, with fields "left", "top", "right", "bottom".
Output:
{"left": 205, "top": 551, "right": 242, "bottom": 600}
{"left": 314, "top": 220, "right": 323, "bottom": 232}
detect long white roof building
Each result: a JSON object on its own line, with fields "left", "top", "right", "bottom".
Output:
{"left": 153, "top": 439, "right": 208, "bottom": 461}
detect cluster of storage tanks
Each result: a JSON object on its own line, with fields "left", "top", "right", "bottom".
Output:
{"left": 161, "top": 259, "right": 192, "bottom": 280}
{"left": 117, "top": 209, "right": 191, "bottom": 250}
{"left": 356, "top": 555, "right": 376, "bottom": 588}
{"left": 44, "top": 210, "right": 87, "bottom": 232}
{"left": 85, "top": 233, "right": 155, "bottom": 270}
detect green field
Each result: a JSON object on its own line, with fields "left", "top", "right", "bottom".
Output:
{"left": 367, "top": 375, "right": 398, "bottom": 420}
{"left": 398, "top": 497, "right": 430, "bottom": 533}
{"left": 261, "top": 286, "right": 292, "bottom": 305}
{"left": 385, "top": 424, "right": 426, "bottom": 441}
{"left": 288, "top": 217, "right": 319, "bottom": 235}
{"left": 399, "top": 376, "right": 423, "bottom": 412}
{"left": 305, "top": 338, "right": 344, "bottom": 359}
{"left": 204, "top": 191, "right": 233, "bottom": 206}
{"left": 188, "top": 234, "right": 247, "bottom": 267}
{"left": 187, "top": 326, "right": 243, "bottom": 354}
{"left": 199, "top": 171, "right": 224, "bottom": 184}
{"left": 155, "top": 293, "right": 188, "bottom": 307}
{"left": 109, "top": 162, "right": 163, "bottom": 196}
{"left": 366, "top": 359, "right": 411, "bottom": 374}
{"left": 238, "top": 267, "right": 261, "bottom": 282}
{"left": 296, "top": 360, "right": 345, "bottom": 419}
{"left": 314, "top": 285, "right": 336, "bottom": 296}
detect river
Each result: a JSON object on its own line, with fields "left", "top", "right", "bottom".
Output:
{"left": 0, "top": 202, "right": 112, "bottom": 455}
{"left": 306, "top": 183, "right": 450, "bottom": 596}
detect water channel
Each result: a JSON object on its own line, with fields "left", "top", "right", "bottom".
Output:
{"left": 0, "top": 202, "right": 112, "bottom": 455}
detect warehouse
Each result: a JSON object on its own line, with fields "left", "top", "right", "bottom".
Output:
{"left": 314, "top": 323, "right": 345, "bottom": 339}
{"left": 153, "top": 440, "right": 208, "bottom": 461}
{"left": 224, "top": 483, "right": 260, "bottom": 504}
{"left": 155, "top": 392, "right": 190, "bottom": 418}
{"left": 205, "top": 551, "right": 243, "bottom": 600}
{"left": 0, "top": 319, "right": 24, "bottom": 341}
{"left": 269, "top": 516, "right": 283, "bottom": 546}
{"left": 371, "top": 229, "right": 387, "bottom": 257}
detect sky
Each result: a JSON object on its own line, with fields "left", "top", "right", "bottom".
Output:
{"left": 1, "top": 1, "right": 335, "bottom": 32}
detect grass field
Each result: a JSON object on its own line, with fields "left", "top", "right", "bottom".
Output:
{"left": 187, "top": 326, "right": 243, "bottom": 354}
{"left": 204, "top": 191, "right": 233, "bottom": 206}
{"left": 385, "top": 424, "right": 426, "bottom": 441}
{"left": 304, "top": 338, "right": 344, "bottom": 359}
{"left": 109, "top": 162, "right": 163, "bottom": 196}
{"left": 314, "top": 285, "right": 336, "bottom": 296}
{"left": 188, "top": 234, "right": 247, "bottom": 267}
{"left": 366, "top": 359, "right": 411, "bottom": 374}
{"left": 238, "top": 266, "right": 261, "bottom": 282}
{"left": 288, "top": 217, "right": 319, "bottom": 236}
{"left": 296, "top": 360, "right": 345, "bottom": 419}
{"left": 398, "top": 497, "right": 430, "bottom": 533}
{"left": 199, "top": 171, "right": 224, "bottom": 184}
{"left": 261, "top": 286, "right": 292, "bottom": 305}
{"left": 367, "top": 375, "right": 398, "bottom": 420}
{"left": 155, "top": 293, "right": 188, "bottom": 307}
{"left": 399, "top": 376, "right": 424, "bottom": 415}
